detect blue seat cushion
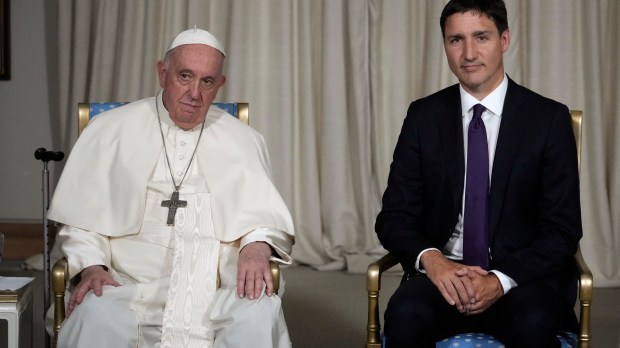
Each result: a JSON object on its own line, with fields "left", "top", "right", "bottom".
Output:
{"left": 436, "top": 333, "right": 504, "bottom": 348}
{"left": 435, "top": 332, "right": 578, "bottom": 348}
{"left": 382, "top": 331, "right": 578, "bottom": 347}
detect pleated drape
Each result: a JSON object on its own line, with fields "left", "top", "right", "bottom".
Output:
{"left": 56, "top": 0, "right": 620, "bottom": 286}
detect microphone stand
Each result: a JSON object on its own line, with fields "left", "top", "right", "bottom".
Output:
{"left": 34, "top": 147, "right": 64, "bottom": 348}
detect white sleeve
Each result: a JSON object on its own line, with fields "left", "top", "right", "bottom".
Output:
{"left": 58, "top": 225, "right": 112, "bottom": 279}
{"left": 240, "top": 228, "right": 293, "bottom": 265}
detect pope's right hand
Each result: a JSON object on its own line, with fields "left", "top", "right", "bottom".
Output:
{"left": 67, "top": 265, "right": 120, "bottom": 317}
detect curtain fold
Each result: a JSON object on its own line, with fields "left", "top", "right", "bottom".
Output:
{"left": 56, "top": 0, "right": 620, "bottom": 286}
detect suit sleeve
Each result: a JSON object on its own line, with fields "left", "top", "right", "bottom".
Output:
{"left": 375, "top": 102, "right": 438, "bottom": 274}
{"left": 494, "top": 104, "right": 582, "bottom": 285}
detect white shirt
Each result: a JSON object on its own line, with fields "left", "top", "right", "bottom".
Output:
{"left": 416, "top": 74, "right": 517, "bottom": 294}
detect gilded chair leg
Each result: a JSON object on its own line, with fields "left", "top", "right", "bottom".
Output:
{"left": 366, "top": 289, "right": 382, "bottom": 348}
{"left": 366, "top": 253, "right": 399, "bottom": 348}
{"left": 575, "top": 248, "right": 593, "bottom": 348}
{"left": 577, "top": 297, "right": 591, "bottom": 348}
{"left": 52, "top": 257, "right": 69, "bottom": 347}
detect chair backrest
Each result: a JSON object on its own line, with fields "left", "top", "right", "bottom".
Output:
{"left": 78, "top": 101, "right": 249, "bottom": 135}
{"left": 570, "top": 110, "right": 582, "bottom": 171}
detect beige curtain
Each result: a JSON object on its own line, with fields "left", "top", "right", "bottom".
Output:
{"left": 57, "top": 0, "right": 620, "bottom": 286}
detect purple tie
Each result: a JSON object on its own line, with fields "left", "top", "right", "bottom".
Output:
{"left": 463, "top": 104, "right": 489, "bottom": 269}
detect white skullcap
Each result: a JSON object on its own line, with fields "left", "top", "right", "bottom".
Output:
{"left": 166, "top": 27, "right": 226, "bottom": 57}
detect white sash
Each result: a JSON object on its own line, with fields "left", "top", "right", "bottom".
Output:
{"left": 161, "top": 193, "right": 220, "bottom": 348}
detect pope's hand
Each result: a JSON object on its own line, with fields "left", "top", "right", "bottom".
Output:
{"left": 67, "top": 265, "right": 120, "bottom": 317}
{"left": 236, "top": 242, "right": 273, "bottom": 300}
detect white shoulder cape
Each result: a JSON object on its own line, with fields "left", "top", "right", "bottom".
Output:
{"left": 48, "top": 96, "right": 294, "bottom": 244}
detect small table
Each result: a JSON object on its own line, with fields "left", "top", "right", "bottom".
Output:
{"left": 0, "top": 277, "right": 34, "bottom": 348}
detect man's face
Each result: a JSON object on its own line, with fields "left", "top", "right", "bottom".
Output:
{"left": 443, "top": 11, "right": 510, "bottom": 100}
{"left": 157, "top": 44, "right": 226, "bottom": 130}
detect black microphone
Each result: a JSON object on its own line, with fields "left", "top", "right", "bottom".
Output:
{"left": 34, "top": 148, "right": 65, "bottom": 162}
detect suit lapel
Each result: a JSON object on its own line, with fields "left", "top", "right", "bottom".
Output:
{"left": 489, "top": 79, "right": 527, "bottom": 236}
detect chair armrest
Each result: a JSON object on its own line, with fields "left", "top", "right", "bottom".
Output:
{"left": 575, "top": 248, "right": 593, "bottom": 347}
{"left": 366, "top": 253, "right": 399, "bottom": 348}
{"left": 52, "top": 257, "right": 68, "bottom": 345}
{"left": 270, "top": 260, "right": 281, "bottom": 295}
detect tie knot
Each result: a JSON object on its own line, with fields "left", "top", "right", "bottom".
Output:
{"left": 472, "top": 104, "right": 485, "bottom": 120}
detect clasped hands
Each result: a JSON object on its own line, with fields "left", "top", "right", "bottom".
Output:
{"left": 421, "top": 250, "right": 503, "bottom": 315}
{"left": 67, "top": 241, "right": 274, "bottom": 317}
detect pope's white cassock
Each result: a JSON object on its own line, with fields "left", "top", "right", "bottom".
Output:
{"left": 47, "top": 93, "right": 295, "bottom": 348}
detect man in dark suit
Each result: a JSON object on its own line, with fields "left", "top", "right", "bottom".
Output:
{"left": 375, "top": 1, "right": 582, "bottom": 347}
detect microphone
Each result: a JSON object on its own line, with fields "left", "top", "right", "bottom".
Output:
{"left": 34, "top": 148, "right": 65, "bottom": 162}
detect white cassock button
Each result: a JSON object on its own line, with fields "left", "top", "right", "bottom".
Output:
{"left": 180, "top": 141, "right": 186, "bottom": 146}
{"left": 179, "top": 155, "right": 185, "bottom": 160}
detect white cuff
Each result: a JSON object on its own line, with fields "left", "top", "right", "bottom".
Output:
{"left": 415, "top": 248, "right": 441, "bottom": 273}
{"left": 489, "top": 270, "right": 517, "bottom": 294}
{"left": 240, "top": 228, "right": 292, "bottom": 265}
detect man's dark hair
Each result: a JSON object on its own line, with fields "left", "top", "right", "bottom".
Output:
{"left": 440, "top": 0, "right": 508, "bottom": 37}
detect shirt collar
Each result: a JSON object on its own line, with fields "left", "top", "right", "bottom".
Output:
{"left": 459, "top": 73, "right": 508, "bottom": 118}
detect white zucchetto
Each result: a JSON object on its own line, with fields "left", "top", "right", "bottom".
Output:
{"left": 166, "top": 27, "right": 226, "bottom": 57}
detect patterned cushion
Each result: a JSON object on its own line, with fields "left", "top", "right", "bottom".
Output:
{"left": 213, "top": 102, "right": 238, "bottom": 117}
{"left": 435, "top": 332, "right": 578, "bottom": 348}
{"left": 90, "top": 102, "right": 127, "bottom": 118}
{"left": 88, "top": 102, "right": 238, "bottom": 119}
{"left": 436, "top": 333, "right": 504, "bottom": 348}
{"left": 383, "top": 331, "right": 578, "bottom": 348}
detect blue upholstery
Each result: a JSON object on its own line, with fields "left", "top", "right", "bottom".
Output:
{"left": 382, "top": 331, "right": 578, "bottom": 348}
{"left": 79, "top": 101, "right": 246, "bottom": 135}
{"left": 89, "top": 102, "right": 128, "bottom": 117}
{"left": 558, "top": 332, "right": 579, "bottom": 348}
{"left": 436, "top": 333, "right": 504, "bottom": 348}
{"left": 436, "top": 332, "right": 577, "bottom": 348}
{"left": 87, "top": 102, "right": 239, "bottom": 119}
{"left": 213, "top": 103, "right": 240, "bottom": 118}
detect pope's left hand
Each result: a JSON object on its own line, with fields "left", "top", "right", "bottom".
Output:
{"left": 237, "top": 241, "right": 273, "bottom": 300}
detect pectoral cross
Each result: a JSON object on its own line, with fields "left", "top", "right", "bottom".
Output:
{"left": 161, "top": 191, "right": 187, "bottom": 225}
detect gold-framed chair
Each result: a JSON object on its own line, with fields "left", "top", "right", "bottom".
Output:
{"left": 51, "top": 101, "right": 279, "bottom": 346}
{"left": 366, "top": 110, "right": 593, "bottom": 348}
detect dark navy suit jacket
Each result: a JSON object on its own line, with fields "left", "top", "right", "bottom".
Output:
{"left": 376, "top": 77, "right": 582, "bottom": 306}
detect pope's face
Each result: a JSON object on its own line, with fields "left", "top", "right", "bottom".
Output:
{"left": 443, "top": 11, "right": 510, "bottom": 100}
{"left": 157, "top": 44, "right": 226, "bottom": 130}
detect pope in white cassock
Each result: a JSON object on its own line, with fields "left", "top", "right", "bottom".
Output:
{"left": 47, "top": 28, "right": 295, "bottom": 348}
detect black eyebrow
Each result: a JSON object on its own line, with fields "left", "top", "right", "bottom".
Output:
{"left": 446, "top": 33, "right": 464, "bottom": 40}
{"left": 473, "top": 30, "right": 491, "bottom": 37}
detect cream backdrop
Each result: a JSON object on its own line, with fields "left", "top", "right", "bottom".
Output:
{"left": 56, "top": 0, "right": 619, "bottom": 286}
